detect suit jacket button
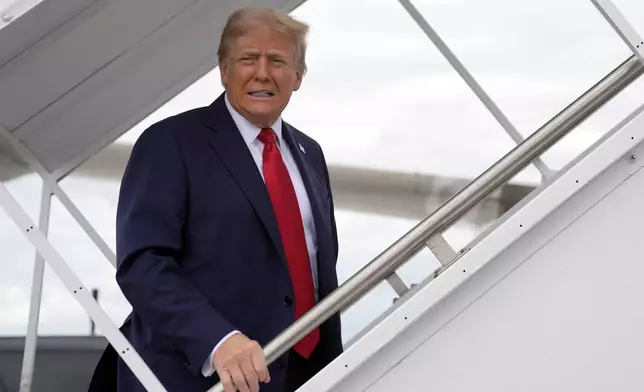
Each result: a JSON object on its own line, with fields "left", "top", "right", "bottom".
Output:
{"left": 275, "top": 358, "right": 285, "bottom": 369}
{"left": 283, "top": 296, "right": 293, "bottom": 306}
{"left": 174, "top": 351, "right": 189, "bottom": 367}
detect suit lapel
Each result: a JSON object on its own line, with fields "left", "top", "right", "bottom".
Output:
{"left": 282, "top": 124, "right": 334, "bottom": 266}
{"left": 201, "top": 95, "right": 287, "bottom": 265}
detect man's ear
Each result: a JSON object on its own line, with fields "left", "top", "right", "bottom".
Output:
{"left": 293, "top": 71, "right": 303, "bottom": 91}
{"left": 219, "top": 60, "right": 228, "bottom": 87}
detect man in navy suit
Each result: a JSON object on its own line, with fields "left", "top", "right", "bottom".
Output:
{"left": 97, "top": 7, "right": 342, "bottom": 392}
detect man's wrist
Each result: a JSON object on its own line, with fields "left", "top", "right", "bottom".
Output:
{"left": 201, "top": 330, "right": 241, "bottom": 377}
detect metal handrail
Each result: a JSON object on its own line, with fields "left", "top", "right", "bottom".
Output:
{"left": 209, "top": 54, "right": 644, "bottom": 392}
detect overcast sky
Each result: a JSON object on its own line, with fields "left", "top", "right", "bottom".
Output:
{"left": 2, "top": 0, "right": 644, "bottom": 344}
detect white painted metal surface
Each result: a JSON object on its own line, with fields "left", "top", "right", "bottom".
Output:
{"left": 18, "top": 185, "right": 50, "bottom": 392}
{"left": 0, "top": 180, "right": 168, "bottom": 391}
{"left": 593, "top": 0, "right": 644, "bottom": 63}
{"left": 0, "top": 0, "right": 46, "bottom": 31}
{"left": 0, "top": 125, "right": 116, "bottom": 266}
{"left": 0, "top": 0, "right": 306, "bottom": 175}
{"left": 300, "top": 104, "right": 644, "bottom": 391}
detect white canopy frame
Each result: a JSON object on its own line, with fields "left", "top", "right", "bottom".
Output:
{"left": 0, "top": 181, "right": 167, "bottom": 391}
{"left": 0, "top": 0, "right": 641, "bottom": 392}
{"left": 396, "top": 0, "right": 554, "bottom": 180}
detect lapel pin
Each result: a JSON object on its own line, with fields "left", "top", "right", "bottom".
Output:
{"left": 298, "top": 143, "right": 306, "bottom": 154}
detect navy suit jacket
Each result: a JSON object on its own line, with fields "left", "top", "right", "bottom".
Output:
{"left": 93, "top": 93, "right": 343, "bottom": 392}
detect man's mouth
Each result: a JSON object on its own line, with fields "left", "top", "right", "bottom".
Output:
{"left": 248, "top": 91, "right": 274, "bottom": 98}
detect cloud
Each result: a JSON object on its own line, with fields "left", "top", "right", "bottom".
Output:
{"left": 287, "top": 0, "right": 644, "bottom": 181}
{"left": 122, "top": 0, "right": 644, "bottom": 181}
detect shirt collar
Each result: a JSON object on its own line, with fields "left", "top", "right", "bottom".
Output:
{"left": 224, "top": 93, "right": 283, "bottom": 148}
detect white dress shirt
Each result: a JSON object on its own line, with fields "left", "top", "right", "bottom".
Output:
{"left": 201, "top": 94, "right": 319, "bottom": 377}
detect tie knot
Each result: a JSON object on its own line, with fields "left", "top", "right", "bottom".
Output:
{"left": 258, "top": 128, "right": 276, "bottom": 145}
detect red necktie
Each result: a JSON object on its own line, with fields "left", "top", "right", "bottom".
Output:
{"left": 258, "top": 128, "right": 319, "bottom": 358}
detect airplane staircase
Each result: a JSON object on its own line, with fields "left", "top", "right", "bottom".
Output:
{"left": 214, "top": 2, "right": 644, "bottom": 391}
{"left": 299, "top": 85, "right": 644, "bottom": 392}
{"left": 1, "top": 0, "right": 644, "bottom": 391}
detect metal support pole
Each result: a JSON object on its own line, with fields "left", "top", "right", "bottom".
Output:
{"left": 425, "top": 234, "right": 458, "bottom": 267}
{"left": 0, "top": 181, "right": 167, "bottom": 392}
{"left": 386, "top": 273, "right": 409, "bottom": 297}
{"left": 209, "top": 54, "right": 644, "bottom": 392}
{"left": 396, "top": 0, "right": 553, "bottom": 180}
{"left": 91, "top": 288, "right": 99, "bottom": 336}
{"left": 18, "top": 185, "right": 51, "bottom": 392}
{"left": 0, "top": 126, "right": 116, "bottom": 267}
{"left": 592, "top": 0, "right": 644, "bottom": 63}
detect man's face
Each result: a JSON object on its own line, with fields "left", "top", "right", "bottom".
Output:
{"left": 220, "top": 25, "right": 303, "bottom": 127}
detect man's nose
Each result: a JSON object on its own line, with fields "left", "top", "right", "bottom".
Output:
{"left": 253, "top": 57, "right": 270, "bottom": 80}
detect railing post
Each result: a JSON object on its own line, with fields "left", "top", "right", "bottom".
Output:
{"left": 0, "top": 181, "right": 167, "bottom": 392}
{"left": 18, "top": 185, "right": 51, "bottom": 392}
{"left": 0, "top": 126, "right": 117, "bottom": 267}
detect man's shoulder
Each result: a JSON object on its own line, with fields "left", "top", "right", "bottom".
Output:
{"left": 284, "top": 122, "right": 323, "bottom": 153}
{"left": 149, "top": 106, "right": 209, "bottom": 133}
{"left": 134, "top": 106, "right": 210, "bottom": 146}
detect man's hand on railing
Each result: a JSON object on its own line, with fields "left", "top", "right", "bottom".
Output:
{"left": 214, "top": 334, "right": 271, "bottom": 392}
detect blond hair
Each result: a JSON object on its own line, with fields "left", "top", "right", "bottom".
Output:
{"left": 218, "top": 7, "right": 309, "bottom": 74}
